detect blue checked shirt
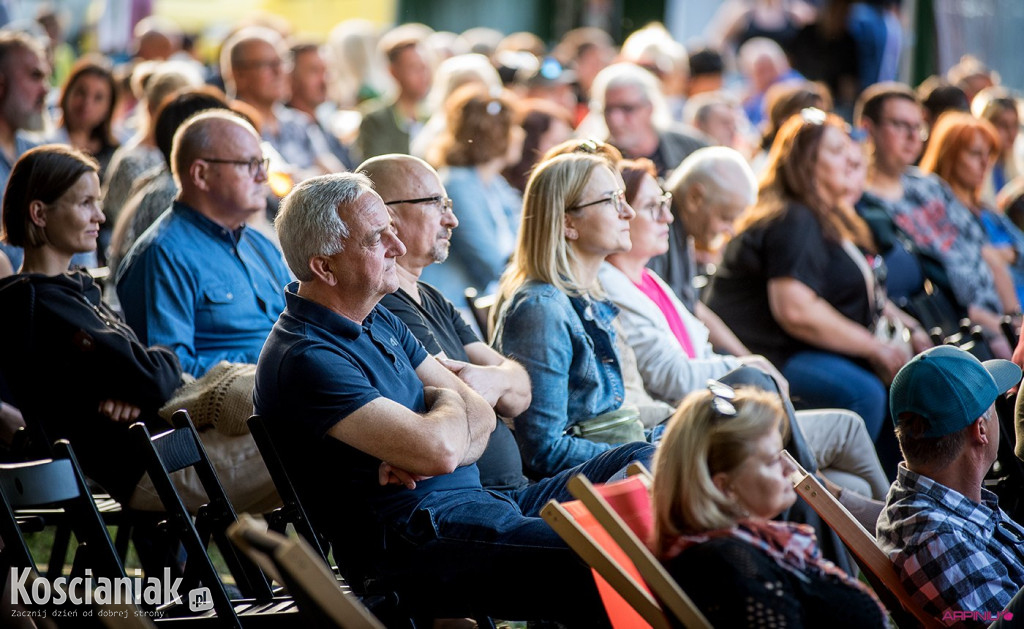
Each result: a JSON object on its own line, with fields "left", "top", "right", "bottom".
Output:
{"left": 877, "top": 464, "right": 1024, "bottom": 626}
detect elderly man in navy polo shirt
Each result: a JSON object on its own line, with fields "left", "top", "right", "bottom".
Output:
{"left": 254, "top": 172, "right": 651, "bottom": 623}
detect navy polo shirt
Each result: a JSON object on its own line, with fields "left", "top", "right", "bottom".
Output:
{"left": 254, "top": 283, "right": 483, "bottom": 526}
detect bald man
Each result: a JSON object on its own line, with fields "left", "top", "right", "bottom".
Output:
{"left": 361, "top": 154, "right": 534, "bottom": 490}
{"left": 117, "top": 110, "right": 292, "bottom": 377}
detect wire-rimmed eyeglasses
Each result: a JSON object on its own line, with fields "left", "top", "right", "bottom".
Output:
{"left": 199, "top": 156, "right": 270, "bottom": 178}
{"left": 637, "top": 191, "right": 673, "bottom": 220}
{"left": 569, "top": 189, "right": 627, "bottom": 214}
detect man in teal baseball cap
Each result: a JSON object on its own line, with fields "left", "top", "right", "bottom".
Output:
{"left": 877, "top": 345, "right": 1024, "bottom": 622}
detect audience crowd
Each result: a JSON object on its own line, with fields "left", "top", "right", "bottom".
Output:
{"left": 3, "top": 6, "right": 1024, "bottom": 626}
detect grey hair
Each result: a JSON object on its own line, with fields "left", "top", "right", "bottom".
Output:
{"left": 666, "top": 146, "right": 757, "bottom": 206}
{"left": 275, "top": 172, "right": 375, "bottom": 281}
{"left": 0, "top": 30, "right": 46, "bottom": 73}
{"left": 590, "top": 62, "right": 673, "bottom": 131}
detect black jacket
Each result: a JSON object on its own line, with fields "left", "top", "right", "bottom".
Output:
{"left": 0, "top": 271, "right": 182, "bottom": 500}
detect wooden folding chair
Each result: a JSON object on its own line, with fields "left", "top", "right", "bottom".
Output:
{"left": 541, "top": 494, "right": 667, "bottom": 629}
{"left": 567, "top": 473, "right": 711, "bottom": 629}
{"left": 129, "top": 410, "right": 298, "bottom": 627}
{"left": 227, "top": 514, "right": 384, "bottom": 629}
{"left": 782, "top": 451, "right": 943, "bottom": 629}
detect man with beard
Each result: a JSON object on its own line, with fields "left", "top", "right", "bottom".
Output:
{"left": 0, "top": 31, "right": 50, "bottom": 268}
{"left": 361, "top": 154, "right": 533, "bottom": 490}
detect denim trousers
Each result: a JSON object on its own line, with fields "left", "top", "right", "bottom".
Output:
{"left": 781, "top": 350, "right": 889, "bottom": 441}
{"left": 379, "top": 441, "right": 655, "bottom": 625}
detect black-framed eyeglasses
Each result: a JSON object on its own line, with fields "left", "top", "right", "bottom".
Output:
{"left": 707, "top": 379, "right": 737, "bottom": 418}
{"left": 569, "top": 189, "right": 626, "bottom": 213}
{"left": 637, "top": 191, "right": 673, "bottom": 220}
{"left": 200, "top": 156, "right": 270, "bottom": 178}
{"left": 383, "top": 195, "right": 454, "bottom": 214}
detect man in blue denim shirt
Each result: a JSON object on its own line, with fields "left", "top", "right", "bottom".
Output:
{"left": 117, "top": 111, "right": 291, "bottom": 377}
{"left": 255, "top": 171, "right": 651, "bottom": 623}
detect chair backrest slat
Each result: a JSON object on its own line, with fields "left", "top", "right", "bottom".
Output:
{"left": 541, "top": 499, "right": 667, "bottom": 629}
{"left": 228, "top": 514, "right": 385, "bottom": 629}
{"left": 246, "top": 415, "right": 330, "bottom": 563}
{"left": 569, "top": 474, "right": 712, "bottom": 629}
{"left": 148, "top": 426, "right": 201, "bottom": 472}
{"left": 782, "top": 451, "right": 943, "bottom": 629}
{"left": 0, "top": 440, "right": 126, "bottom": 583}
{"left": 0, "top": 458, "right": 77, "bottom": 507}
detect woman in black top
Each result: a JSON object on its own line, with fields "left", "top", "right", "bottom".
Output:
{"left": 705, "top": 109, "right": 928, "bottom": 440}
{"left": 650, "top": 383, "right": 888, "bottom": 628}
{"left": 0, "top": 145, "right": 180, "bottom": 502}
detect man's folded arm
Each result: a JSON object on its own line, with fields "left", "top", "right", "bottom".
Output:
{"left": 325, "top": 354, "right": 495, "bottom": 475}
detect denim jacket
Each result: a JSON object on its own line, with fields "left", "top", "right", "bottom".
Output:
{"left": 494, "top": 281, "right": 625, "bottom": 478}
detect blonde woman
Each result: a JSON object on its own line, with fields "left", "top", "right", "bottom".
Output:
{"left": 493, "top": 152, "right": 637, "bottom": 478}
{"left": 651, "top": 384, "right": 887, "bottom": 627}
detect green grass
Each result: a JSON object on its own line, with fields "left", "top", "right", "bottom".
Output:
{"left": 23, "top": 522, "right": 236, "bottom": 585}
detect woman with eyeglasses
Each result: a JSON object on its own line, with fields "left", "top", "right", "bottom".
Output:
{"left": 420, "top": 83, "right": 525, "bottom": 304}
{"left": 650, "top": 383, "right": 888, "bottom": 628}
{"left": 704, "top": 110, "right": 929, "bottom": 443}
{"left": 601, "top": 158, "right": 749, "bottom": 398}
{"left": 492, "top": 152, "right": 638, "bottom": 479}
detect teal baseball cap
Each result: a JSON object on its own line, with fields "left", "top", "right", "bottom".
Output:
{"left": 889, "top": 345, "right": 1021, "bottom": 438}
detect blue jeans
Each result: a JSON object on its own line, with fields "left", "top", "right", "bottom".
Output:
{"left": 380, "top": 442, "right": 654, "bottom": 625}
{"left": 782, "top": 350, "right": 888, "bottom": 441}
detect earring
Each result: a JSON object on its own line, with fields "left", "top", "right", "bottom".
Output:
{"left": 565, "top": 228, "right": 578, "bottom": 240}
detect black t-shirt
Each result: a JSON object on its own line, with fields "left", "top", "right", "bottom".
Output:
{"left": 704, "top": 203, "right": 873, "bottom": 367}
{"left": 380, "top": 283, "right": 529, "bottom": 491}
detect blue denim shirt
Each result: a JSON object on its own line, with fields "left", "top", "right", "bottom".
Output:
{"left": 494, "top": 281, "right": 625, "bottom": 478}
{"left": 116, "top": 201, "right": 292, "bottom": 377}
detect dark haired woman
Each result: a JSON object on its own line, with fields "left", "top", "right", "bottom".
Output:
{"left": 0, "top": 145, "right": 179, "bottom": 504}
{"left": 705, "top": 110, "right": 929, "bottom": 441}
{"left": 47, "top": 57, "right": 120, "bottom": 179}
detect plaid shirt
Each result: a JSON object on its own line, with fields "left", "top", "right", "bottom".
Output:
{"left": 263, "top": 104, "right": 334, "bottom": 172}
{"left": 877, "top": 464, "right": 1024, "bottom": 626}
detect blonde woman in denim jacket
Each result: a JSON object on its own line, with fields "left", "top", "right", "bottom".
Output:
{"left": 493, "top": 153, "right": 637, "bottom": 479}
